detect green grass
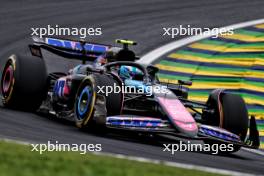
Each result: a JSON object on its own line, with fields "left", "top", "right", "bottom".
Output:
{"left": 0, "top": 141, "right": 223, "bottom": 176}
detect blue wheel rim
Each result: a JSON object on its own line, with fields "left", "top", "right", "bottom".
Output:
{"left": 77, "top": 86, "right": 92, "bottom": 118}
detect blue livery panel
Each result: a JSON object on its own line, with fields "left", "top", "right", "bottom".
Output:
{"left": 46, "top": 38, "right": 109, "bottom": 54}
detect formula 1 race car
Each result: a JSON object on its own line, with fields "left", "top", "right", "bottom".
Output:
{"left": 1, "top": 37, "right": 260, "bottom": 153}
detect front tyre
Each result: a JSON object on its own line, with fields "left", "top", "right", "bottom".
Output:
{"left": 220, "top": 94, "right": 248, "bottom": 152}
{"left": 203, "top": 92, "right": 249, "bottom": 153}
{"left": 74, "top": 74, "right": 123, "bottom": 128}
{"left": 74, "top": 78, "right": 96, "bottom": 128}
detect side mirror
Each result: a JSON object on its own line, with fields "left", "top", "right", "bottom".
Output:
{"left": 146, "top": 65, "right": 159, "bottom": 75}
{"left": 178, "top": 80, "right": 192, "bottom": 86}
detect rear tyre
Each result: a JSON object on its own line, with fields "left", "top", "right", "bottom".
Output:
{"left": 1, "top": 54, "right": 47, "bottom": 111}
{"left": 74, "top": 73, "right": 123, "bottom": 128}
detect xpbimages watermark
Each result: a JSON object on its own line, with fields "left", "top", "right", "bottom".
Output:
{"left": 31, "top": 24, "right": 102, "bottom": 38}
{"left": 162, "top": 25, "right": 234, "bottom": 38}
{"left": 31, "top": 141, "right": 102, "bottom": 154}
{"left": 97, "top": 83, "right": 169, "bottom": 96}
{"left": 163, "top": 141, "right": 234, "bottom": 155}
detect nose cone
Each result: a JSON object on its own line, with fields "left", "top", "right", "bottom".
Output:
{"left": 157, "top": 96, "right": 198, "bottom": 137}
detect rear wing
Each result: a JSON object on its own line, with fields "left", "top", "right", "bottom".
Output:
{"left": 29, "top": 37, "right": 111, "bottom": 63}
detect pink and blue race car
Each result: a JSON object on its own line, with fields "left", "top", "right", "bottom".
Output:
{"left": 1, "top": 37, "right": 260, "bottom": 153}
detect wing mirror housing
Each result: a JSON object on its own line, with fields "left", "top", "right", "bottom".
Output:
{"left": 178, "top": 80, "right": 192, "bottom": 86}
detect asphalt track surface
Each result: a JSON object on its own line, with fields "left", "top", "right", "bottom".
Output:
{"left": 0, "top": 0, "right": 264, "bottom": 175}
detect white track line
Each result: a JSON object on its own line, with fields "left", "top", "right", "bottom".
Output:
{"left": 0, "top": 138, "right": 259, "bottom": 176}
{"left": 93, "top": 152, "right": 258, "bottom": 176}
{"left": 138, "top": 18, "right": 264, "bottom": 156}
{"left": 242, "top": 148, "right": 264, "bottom": 156}
{"left": 138, "top": 18, "right": 264, "bottom": 65}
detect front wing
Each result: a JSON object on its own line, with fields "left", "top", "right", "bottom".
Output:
{"left": 105, "top": 115, "right": 260, "bottom": 149}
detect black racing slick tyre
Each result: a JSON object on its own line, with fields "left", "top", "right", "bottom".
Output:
{"left": 204, "top": 92, "right": 248, "bottom": 153}
{"left": 74, "top": 73, "right": 123, "bottom": 128}
{"left": 1, "top": 54, "right": 47, "bottom": 111}
{"left": 221, "top": 94, "right": 248, "bottom": 142}
{"left": 220, "top": 94, "right": 248, "bottom": 153}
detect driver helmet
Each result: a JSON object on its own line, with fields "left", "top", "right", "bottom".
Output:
{"left": 119, "top": 65, "right": 143, "bottom": 80}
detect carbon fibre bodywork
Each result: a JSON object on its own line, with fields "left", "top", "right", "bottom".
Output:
{"left": 4, "top": 37, "right": 259, "bottom": 152}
